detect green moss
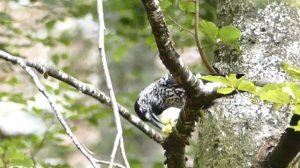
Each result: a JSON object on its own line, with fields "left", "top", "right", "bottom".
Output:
{"left": 194, "top": 113, "right": 255, "bottom": 167}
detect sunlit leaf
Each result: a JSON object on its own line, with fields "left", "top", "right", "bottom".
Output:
{"left": 201, "top": 75, "right": 231, "bottom": 86}
{"left": 226, "top": 74, "right": 242, "bottom": 87}
{"left": 217, "top": 87, "right": 235, "bottom": 94}
{"left": 259, "top": 90, "right": 290, "bottom": 104}
{"left": 219, "top": 26, "right": 241, "bottom": 50}
{"left": 237, "top": 80, "right": 256, "bottom": 93}
{"left": 199, "top": 20, "right": 219, "bottom": 42}
{"left": 282, "top": 63, "right": 300, "bottom": 81}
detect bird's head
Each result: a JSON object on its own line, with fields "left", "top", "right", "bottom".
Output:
{"left": 134, "top": 97, "right": 164, "bottom": 129}
{"left": 134, "top": 98, "right": 151, "bottom": 121}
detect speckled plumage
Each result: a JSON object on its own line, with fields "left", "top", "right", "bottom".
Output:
{"left": 134, "top": 74, "right": 185, "bottom": 128}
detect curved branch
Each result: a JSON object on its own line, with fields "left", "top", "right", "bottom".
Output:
{"left": 194, "top": 0, "right": 217, "bottom": 74}
{"left": 0, "top": 50, "right": 164, "bottom": 144}
{"left": 96, "top": 0, "right": 129, "bottom": 167}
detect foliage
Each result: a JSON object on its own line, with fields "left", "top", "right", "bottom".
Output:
{"left": 202, "top": 64, "right": 300, "bottom": 127}
{"left": 199, "top": 20, "right": 241, "bottom": 50}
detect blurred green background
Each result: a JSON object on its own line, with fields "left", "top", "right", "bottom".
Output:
{"left": 0, "top": 0, "right": 218, "bottom": 167}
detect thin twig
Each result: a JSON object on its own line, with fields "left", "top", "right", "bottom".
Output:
{"left": 194, "top": 0, "right": 217, "bottom": 74}
{"left": 95, "top": 160, "right": 126, "bottom": 168}
{"left": 96, "top": 0, "right": 130, "bottom": 167}
{"left": 166, "top": 15, "right": 194, "bottom": 35}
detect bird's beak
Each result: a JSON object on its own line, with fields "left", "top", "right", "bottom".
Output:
{"left": 150, "top": 113, "right": 164, "bottom": 129}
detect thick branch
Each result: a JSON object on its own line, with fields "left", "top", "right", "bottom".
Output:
{"left": 262, "top": 114, "right": 300, "bottom": 168}
{"left": 0, "top": 50, "right": 164, "bottom": 144}
{"left": 141, "top": 0, "right": 219, "bottom": 167}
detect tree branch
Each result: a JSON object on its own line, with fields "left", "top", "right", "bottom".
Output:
{"left": 96, "top": 0, "right": 129, "bottom": 167}
{"left": 141, "top": 0, "right": 222, "bottom": 167}
{"left": 263, "top": 114, "right": 300, "bottom": 168}
{"left": 194, "top": 0, "right": 217, "bottom": 74}
{"left": 0, "top": 50, "right": 164, "bottom": 144}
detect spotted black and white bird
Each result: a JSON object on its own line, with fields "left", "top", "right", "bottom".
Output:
{"left": 134, "top": 73, "right": 244, "bottom": 129}
{"left": 134, "top": 74, "right": 185, "bottom": 129}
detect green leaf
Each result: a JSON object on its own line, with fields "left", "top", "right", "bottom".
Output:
{"left": 52, "top": 54, "right": 60, "bottom": 65}
{"left": 273, "top": 103, "right": 284, "bottom": 111}
{"left": 5, "top": 77, "right": 19, "bottom": 86}
{"left": 219, "top": 26, "right": 241, "bottom": 50}
{"left": 282, "top": 86, "right": 295, "bottom": 99}
{"left": 217, "top": 87, "right": 235, "bottom": 94}
{"left": 160, "top": 0, "right": 172, "bottom": 9}
{"left": 0, "top": 12, "right": 12, "bottom": 23}
{"left": 282, "top": 63, "right": 300, "bottom": 81}
{"left": 0, "top": 92, "right": 8, "bottom": 98}
{"left": 8, "top": 158, "right": 34, "bottom": 168}
{"left": 199, "top": 20, "right": 219, "bottom": 42}
{"left": 9, "top": 93, "right": 27, "bottom": 105}
{"left": 179, "top": 0, "right": 195, "bottom": 13}
{"left": 130, "top": 159, "right": 143, "bottom": 168}
{"left": 32, "top": 107, "right": 44, "bottom": 115}
{"left": 259, "top": 90, "right": 290, "bottom": 104}
{"left": 112, "top": 45, "right": 127, "bottom": 62}
{"left": 286, "top": 83, "right": 300, "bottom": 99}
{"left": 237, "top": 80, "right": 256, "bottom": 93}
{"left": 226, "top": 74, "right": 242, "bottom": 87}
{"left": 201, "top": 75, "right": 231, "bottom": 86}
{"left": 45, "top": 20, "right": 56, "bottom": 30}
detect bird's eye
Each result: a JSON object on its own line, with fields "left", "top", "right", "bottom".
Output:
{"left": 141, "top": 108, "right": 148, "bottom": 114}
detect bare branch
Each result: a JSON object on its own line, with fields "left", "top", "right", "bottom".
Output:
{"left": 0, "top": 50, "right": 100, "bottom": 168}
{"left": 96, "top": 0, "right": 130, "bottom": 167}
{"left": 0, "top": 50, "right": 164, "bottom": 143}
{"left": 194, "top": 0, "right": 217, "bottom": 74}
{"left": 95, "top": 160, "right": 126, "bottom": 168}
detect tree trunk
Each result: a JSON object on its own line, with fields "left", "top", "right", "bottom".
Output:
{"left": 194, "top": 1, "right": 300, "bottom": 167}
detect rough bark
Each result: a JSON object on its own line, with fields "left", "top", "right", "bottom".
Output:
{"left": 195, "top": 1, "right": 300, "bottom": 167}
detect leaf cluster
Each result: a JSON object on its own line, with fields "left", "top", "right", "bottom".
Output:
{"left": 202, "top": 63, "right": 300, "bottom": 125}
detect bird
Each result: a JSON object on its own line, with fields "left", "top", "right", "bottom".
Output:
{"left": 134, "top": 73, "right": 245, "bottom": 129}
{"left": 134, "top": 74, "right": 184, "bottom": 129}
